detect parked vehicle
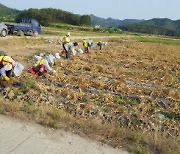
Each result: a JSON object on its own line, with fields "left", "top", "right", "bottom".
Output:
{"left": 0, "top": 21, "right": 8, "bottom": 37}
{"left": 7, "top": 18, "right": 41, "bottom": 36}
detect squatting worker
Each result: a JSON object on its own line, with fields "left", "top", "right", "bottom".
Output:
{"left": 0, "top": 55, "right": 24, "bottom": 81}
{"left": 29, "top": 55, "right": 56, "bottom": 75}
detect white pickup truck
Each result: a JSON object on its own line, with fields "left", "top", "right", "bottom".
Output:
{"left": 0, "top": 21, "right": 8, "bottom": 37}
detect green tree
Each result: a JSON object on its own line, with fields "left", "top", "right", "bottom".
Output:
{"left": 80, "top": 15, "right": 91, "bottom": 26}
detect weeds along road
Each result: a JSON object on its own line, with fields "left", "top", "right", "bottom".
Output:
{"left": 0, "top": 115, "right": 129, "bottom": 154}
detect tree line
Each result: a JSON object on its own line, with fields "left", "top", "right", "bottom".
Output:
{"left": 16, "top": 8, "right": 91, "bottom": 26}
{"left": 119, "top": 24, "right": 180, "bottom": 37}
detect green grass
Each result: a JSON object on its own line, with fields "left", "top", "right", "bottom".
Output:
{"left": 96, "top": 99, "right": 104, "bottom": 107}
{"left": 47, "top": 108, "right": 62, "bottom": 120}
{"left": 133, "top": 36, "right": 180, "bottom": 46}
{"left": 161, "top": 112, "right": 180, "bottom": 120}
{"left": 113, "top": 96, "right": 125, "bottom": 105}
{"left": 133, "top": 144, "right": 146, "bottom": 154}
{"left": 81, "top": 96, "right": 88, "bottom": 102}
{"left": 113, "top": 95, "right": 141, "bottom": 106}
{"left": 20, "top": 77, "right": 35, "bottom": 93}
{"left": 42, "top": 27, "right": 121, "bottom": 37}
{"left": 50, "top": 23, "right": 93, "bottom": 31}
{"left": 20, "top": 104, "right": 40, "bottom": 114}
{"left": 5, "top": 20, "right": 124, "bottom": 37}
{"left": 42, "top": 22, "right": 123, "bottom": 37}
{"left": 39, "top": 118, "right": 59, "bottom": 129}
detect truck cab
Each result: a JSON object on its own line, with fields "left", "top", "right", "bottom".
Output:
{"left": 7, "top": 18, "right": 41, "bottom": 36}
{"left": 21, "top": 18, "right": 41, "bottom": 35}
{"left": 0, "top": 21, "right": 8, "bottom": 37}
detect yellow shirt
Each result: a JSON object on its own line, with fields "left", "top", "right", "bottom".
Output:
{"left": 63, "top": 36, "right": 70, "bottom": 43}
{"left": 83, "top": 41, "right": 89, "bottom": 48}
{"left": 34, "top": 58, "right": 46, "bottom": 67}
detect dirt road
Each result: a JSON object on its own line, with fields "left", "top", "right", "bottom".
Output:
{"left": 0, "top": 115, "right": 129, "bottom": 154}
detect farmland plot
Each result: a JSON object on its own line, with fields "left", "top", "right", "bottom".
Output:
{"left": 0, "top": 36, "right": 179, "bottom": 154}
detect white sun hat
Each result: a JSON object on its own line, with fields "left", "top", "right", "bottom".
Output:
{"left": 13, "top": 62, "right": 24, "bottom": 76}
{"left": 66, "top": 32, "right": 70, "bottom": 37}
{"left": 34, "top": 55, "right": 42, "bottom": 60}
{"left": 39, "top": 52, "right": 46, "bottom": 57}
{"left": 54, "top": 53, "right": 61, "bottom": 59}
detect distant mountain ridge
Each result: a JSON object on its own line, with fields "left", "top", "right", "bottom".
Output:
{"left": 90, "top": 14, "right": 144, "bottom": 27}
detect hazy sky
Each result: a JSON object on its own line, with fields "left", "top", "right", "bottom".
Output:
{"left": 0, "top": 0, "right": 179, "bottom": 20}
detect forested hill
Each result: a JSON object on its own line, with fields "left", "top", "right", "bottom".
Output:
{"left": 0, "top": 3, "right": 20, "bottom": 16}
{"left": 119, "top": 18, "right": 180, "bottom": 37}
{"left": 141, "top": 18, "right": 180, "bottom": 31}
{"left": 0, "top": 3, "right": 91, "bottom": 26}
{"left": 16, "top": 8, "right": 91, "bottom": 26}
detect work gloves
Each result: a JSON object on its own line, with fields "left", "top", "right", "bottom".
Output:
{"left": 4, "top": 76, "right": 10, "bottom": 81}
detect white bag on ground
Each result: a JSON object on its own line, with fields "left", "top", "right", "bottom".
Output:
{"left": 46, "top": 54, "right": 56, "bottom": 65}
{"left": 13, "top": 62, "right": 24, "bottom": 76}
{"left": 78, "top": 48, "right": 84, "bottom": 54}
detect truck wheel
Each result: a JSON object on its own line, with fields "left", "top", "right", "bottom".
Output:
{"left": 1, "top": 29, "right": 7, "bottom": 37}
{"left": 17, "top": 30, "right": 24, "bottom": 36}
{"left": 33, "top": 31, "right": 38, "bottom": 37}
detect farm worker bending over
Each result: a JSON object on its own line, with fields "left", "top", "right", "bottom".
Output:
{"left": 83, "top": 40, "right": 91, "bottom": 53}
{"left": 29, "top": 56, "right": 56, "bottom": 76}
{"left": 0, "top": 55, "right": 24, "bottom": 81}
{"left": 64, "top": 42, "right": 78, "bottom": 59}
{"left": 97, "top": 41, "right": 107, "bottom": 50}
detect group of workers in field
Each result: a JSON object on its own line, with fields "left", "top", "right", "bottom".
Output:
{"left": 62, "top": 32, "right": 107, "bottom": 58}
{"left": 0, "top": 32, "right": 107, "bottom": 82}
